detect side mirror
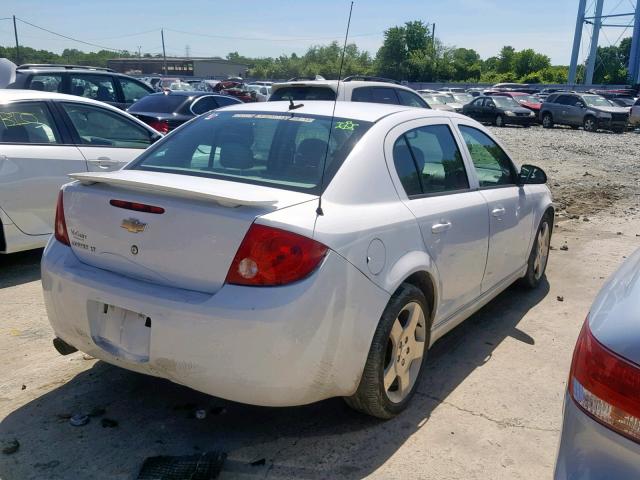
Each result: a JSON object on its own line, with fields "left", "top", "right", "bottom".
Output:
{"left": 487, "top": 103, "right": 496, "bottom": 109}
{"left": 519, "top": 164, "right": 547, "bottom": 185}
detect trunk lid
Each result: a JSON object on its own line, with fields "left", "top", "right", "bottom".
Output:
{"left": 63, "top": 170, "right": 316, "bottom": 294}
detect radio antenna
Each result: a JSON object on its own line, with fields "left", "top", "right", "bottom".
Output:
{"left": 316, "top": 1, "right": 354, "bottom": 216}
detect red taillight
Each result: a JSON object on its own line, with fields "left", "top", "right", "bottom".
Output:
{"left": 147, "top": 119, "right": 169, "bottom": 134}
{"left": 569, "top": 319, "right": 640, "bottom": 443}
{"left": 54, "top": 190, "right": 70, "bottom": 246}
{"left": 110, "top": 199, "right": 165, "bottom": 214}
{"left": 225, "top": 224, "right": 328, "bottom": 286}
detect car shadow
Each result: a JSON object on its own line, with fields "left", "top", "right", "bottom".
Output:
{"left": 0, "top": 249, "right": 42, "bottom": 288}
{"left": 0, "top": 280, "right": 549, "bottom": 479}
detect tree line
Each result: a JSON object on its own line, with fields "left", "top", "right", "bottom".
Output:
{"left": 0, "top": 21, "right": 633, "bottom": 84}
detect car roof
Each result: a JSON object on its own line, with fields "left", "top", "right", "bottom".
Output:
{"left": 271, "top": 80, "right": 416, "bottom": 91}
{"left": 0, "top": 88, "right": 115, "bottom": 105}
{"left": 144, "top": 91, "right": 226, "bottom": 98}
{"left": 216, "top": 100, "right": 460, "bottom": 123}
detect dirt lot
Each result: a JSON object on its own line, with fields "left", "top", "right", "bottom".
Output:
{"left": 1, "top": 126, "right": 639, "bottom": 480}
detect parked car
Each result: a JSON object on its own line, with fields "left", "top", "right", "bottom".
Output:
{"left": 466, "top": 88, "right": 485, "bottom": 97}
{"left": 437, "top": 87, "right": 466, "bottom": 94}
{"left": 43, "top": 101, "right": 552, "bottom": 418}
{"left": 630, "top": 98, "right": 640, "bottom": 128}
{"left": 463, "top": 95, "right": 536, "bottom": 127}
{"left": 419, "top": 94, "right": 456, "bottom": 112}
{"left": 540, "top": 93, "right": 629, "bottom": 133}
{"left": 446, "top": 92, "right": 474, "bottom": 105}
{"left": 493, "top": 92, "right": 542, "bottom": 117}
{"left": 7, "top": 64, "right": 154, "bottom": 109}
{"left": 246, "top": 84, "right": 271, "bottom": 102}
{"left": 0, "top": 90, "right": 161, "bottom": 254}
{"left": 269, "top": 76, "right": 430, "bottom": 108}
{"left": 607, "top": 96, "right": 636, "bottom": 108}
{"left": 554, "top": 249, "right": 640, "bottom": 479}
{"left": 127, "top": 91, "right": 242, "bottom": 133}
{"left": 429, "top": 94, "right": 464, "bottom": 113}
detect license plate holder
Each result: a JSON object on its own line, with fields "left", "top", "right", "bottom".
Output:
{"left": 89, "top": 303, "right": 151, "bottom": 362}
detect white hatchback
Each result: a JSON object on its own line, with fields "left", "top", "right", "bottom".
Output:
{"left": 0, "top": 90, "right": 161, "bottom": 254}
{"left": 42, "top": 101, "right": 553, "bottom": 418}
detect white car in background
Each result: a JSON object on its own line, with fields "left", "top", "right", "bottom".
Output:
{"left": 0, "top": 90, "right": 161, "bottom": 254}
{"left": 246, "top": 84, "right": 271, "bottom": 102}
{"left": 43, "top": 101, "right": 553, "bottom": 418}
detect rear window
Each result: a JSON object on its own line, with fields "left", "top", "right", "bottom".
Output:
{"left": 131, "top": 111, "right": 372, "bottom": 194}
{"left": 128, "top": 94, "right": 189, "bottom": 114}
{"left": 270, "top": 87, "right": 336, "bottom": 101}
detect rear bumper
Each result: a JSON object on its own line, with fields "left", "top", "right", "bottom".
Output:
{"left": 554, "top": 392, "right": 640, "bottom": 479}
{"left": 41, "top": 240, "right": 389, "bottom": 406}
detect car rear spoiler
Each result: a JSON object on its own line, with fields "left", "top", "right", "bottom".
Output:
{"left": 68, "top": 171, "right": 279, "bottom": 208}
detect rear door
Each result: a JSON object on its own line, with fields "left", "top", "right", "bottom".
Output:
{"left": 386, "top": 118, "right": 489, "bottom": 322}
{"left": 69, "top": 73, "right": 120, "bottom": 109}
{"left": 455, "top": 122, "right": 534, "bottom": 292}
{"left": 0, "top": 100, "right": 87, "bottom": 235}
{"left": 117, "top": 77, "right": 153, "bottom": 108}
{"left": 56, "top": 101, "right": 156, "bottom": 171}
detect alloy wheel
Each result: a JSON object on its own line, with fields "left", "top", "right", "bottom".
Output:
{"left": 383, "top": 301, "right": 426, "bottom": 403}
{"left": 533, "top": 222, "right": 550, "bottom": 281}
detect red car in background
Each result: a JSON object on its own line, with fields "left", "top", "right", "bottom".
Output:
{"left": 492, "top": 91, "right": 542, "bottom": 119}
{"left": 213, "top": 81, "right": 257, "bottom": 103}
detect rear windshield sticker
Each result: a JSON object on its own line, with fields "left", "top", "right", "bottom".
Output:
{"left": 232, "top": 113, "right": 315, "bottom": 123}
{"left": 335, "top": 120, "right": 359, "bottom": 131}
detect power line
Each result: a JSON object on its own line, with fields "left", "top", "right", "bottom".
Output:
{"left": 15, "top": 17, "right": 124, "bottom": 52}
{"left": 163, "top": 27, "right": 381, "bottom": 43}
{"left": 91, "top": 28, "right": 160, "bottom": 41}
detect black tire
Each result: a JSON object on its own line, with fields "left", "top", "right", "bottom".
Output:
{"left": 520, "top": 213, "right": 552, "bottom": 289}
{"left": 344, "top": 283, "right": 430, "bottom": 419}
{"left": 494, "top": 114, "right": 505, "bottom": 127}
{"left": 542, "top": 113, "right": 554, "bottom": 129}
{"left": 583, "top": 116, "right": 597, "bottom": 132}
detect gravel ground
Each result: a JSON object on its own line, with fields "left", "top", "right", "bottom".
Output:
{"left": 0, "top": 126, "right": 639, "bottom": 480}
{"left": 491, "top": 125, "right": 640, "bottom": 218}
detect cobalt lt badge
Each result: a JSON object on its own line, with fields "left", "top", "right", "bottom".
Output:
{"left": 121, "top": 218, "right": 146, "bottom": 233}
{"left": 131, "top": 245, "right": 139, "bottom": 255}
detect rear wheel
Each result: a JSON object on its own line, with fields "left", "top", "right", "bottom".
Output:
{"left": 542, "top": 113, "right": 554, "bottom": 128}
{"left": 520, "top": 214, "right": 552, "bottom": 289}
{"left": 583, "top": 116, "right": 597, "bottom": 132}
{"left": 495, "top": 114, "right": 505, "bottom": 127}
{"left": 344, "top": 284, "right": 429, "bottom": 419}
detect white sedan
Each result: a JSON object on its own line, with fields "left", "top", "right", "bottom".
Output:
{"left": 42, "top": 101, "right": 553, "bottom": 418}
{"left": 0, "top": 90, "right": 161, "bottom": 254}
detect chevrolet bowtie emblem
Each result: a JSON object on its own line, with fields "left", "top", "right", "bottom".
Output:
{"left": 121, "top": 218, "right": 147, "bottom": 234}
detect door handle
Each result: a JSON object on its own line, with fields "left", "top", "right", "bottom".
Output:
{"left": 491, "top": 207, "right": 506, "bottom": 217}
{"left": 88, "top": 158, "right": 119, "bottom": 169}
{"left": 431, "top": 221, "right": 452, "bottom": 234}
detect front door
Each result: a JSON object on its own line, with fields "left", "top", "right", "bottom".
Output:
{"left": 0, "top": 101, "right": 87, "bottom": 235}
{"left": 56, "top": 101, "right": 155, "bottom": 171}
{"left": 456, "top": 123, "right": 534, "bottom": 291}
{"left": 386, "top": 118, "right": 489, "bottom": 323}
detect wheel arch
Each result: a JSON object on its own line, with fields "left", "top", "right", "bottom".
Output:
{"left": 385, "top": 250, "right": 439, "bottom": 328}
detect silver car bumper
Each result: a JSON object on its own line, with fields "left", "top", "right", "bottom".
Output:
{"left": 554, "top": 392, "right": 640, "bottom": 479}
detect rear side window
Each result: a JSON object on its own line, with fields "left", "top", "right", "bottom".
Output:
{"left": 132, "top": 111, "right": 372, "bottom": 194}
{"left": 393, "top": 124, "right": 469, "bottom": 197}
{"left": 190, "top": 96, "right": 220, "bottom": 115}
{"left": 459, "top": 126, "right": 515, "bottom": 187}
{"left": 269, "top": 87, "right": 336, "bottom": 101}
{"left": 120, "top": 78, "right": 152, "bottom": 104}
{"left": 70, "top": 74, "right": 117, "bottom": 103}
{"left": 28, "top": 74, "right": 63, "bottom": 93}
{"left": 0, "top": 102, "right": 60, "bottom": 144}
{"left": 61, "top": 102, "right": 152, "bottom": 149}
{"left": 555, "top": 95, "right": 575, "bottom": 106}
{"left": 396, "top": 89, "right": 428, "bottom": 108}
{"left": 215, "top": 96, "right": 241, "bottom": 107}
{"left": 352, "top": 87, "right": 399, "bottom": 105}
{"left": 127, "top": 94, "right": 188, "bottom": 114}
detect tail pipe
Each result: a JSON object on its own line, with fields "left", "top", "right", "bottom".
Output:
{"left": 53, "top": 337, "right": 78, "bottom": 356}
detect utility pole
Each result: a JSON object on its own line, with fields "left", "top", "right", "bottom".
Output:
{"left": 629, "top": 1, "right": 640, "bottom": 84}
{"left": 585, "top": 0, "right": 604, "bottom": 85}
{"left": 12, "top": 15, "right": 20, "bottom": 65}
{"left": 568, "top": 0, "right": 587, "bottom": 85}
{"left": 137, "top": 45, "right": 142, "bottom": 58}
{"left": 161, "top": 28, "right": 167, "bottom": 75}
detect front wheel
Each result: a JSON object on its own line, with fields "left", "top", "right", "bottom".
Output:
{"left": 520, "top": 214, "right": 552, "bottom": 289}
{"left": 542, "top": 113, "right": 554, "bottom": 128}
{"left": 495, "top": 114, "right": 505, "bottom": 127}
{"left": 344, "top": 284, "right": 429, "bottom": 418}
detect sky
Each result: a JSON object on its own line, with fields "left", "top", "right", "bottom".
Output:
{"left": 0, "top": 1, "right": 636, "bottom": 65}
